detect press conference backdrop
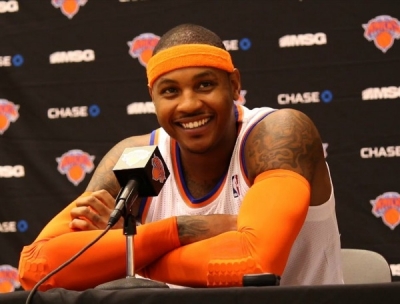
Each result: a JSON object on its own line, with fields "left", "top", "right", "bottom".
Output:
{"left": 1, "top": 0, "right": 400, "bottom": 293}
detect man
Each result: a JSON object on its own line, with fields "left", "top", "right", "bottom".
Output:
{"left": 18, "top": 24, "right": 343, "bottom": 291}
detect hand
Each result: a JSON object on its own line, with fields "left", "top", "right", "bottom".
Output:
{"left": 69, "top": 190, "right": 124, "bottom": 230}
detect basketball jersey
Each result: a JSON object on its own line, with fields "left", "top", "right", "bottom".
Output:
{"left": 138, "top": 104, "right": 343, "bottom": 286}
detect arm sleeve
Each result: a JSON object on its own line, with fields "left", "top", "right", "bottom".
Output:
{"left": 140, "top": 169, "right": 310, "bottom": 287}
{"left": 18, "top": 193, "right": 180, "bottom": 291}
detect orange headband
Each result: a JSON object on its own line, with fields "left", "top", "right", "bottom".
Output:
{"left": 146, "top": 44, "right": 235, "bottom": 87}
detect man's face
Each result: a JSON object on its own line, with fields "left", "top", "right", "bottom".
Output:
{"left": 149, "top": 67, "right": 241, "bottom": 154}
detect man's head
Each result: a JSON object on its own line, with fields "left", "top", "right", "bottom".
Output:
{"left": 146, "top": 24, "right": 235, "bottom": 88}
{"left": 147, "top": 24, "right": 241, "bottom": 154}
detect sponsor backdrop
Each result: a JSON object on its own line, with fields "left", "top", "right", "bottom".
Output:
{"left": 0, "top": 0, "right": 399, "bottom": 292}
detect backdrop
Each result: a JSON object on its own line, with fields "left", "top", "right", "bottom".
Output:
{"left": 1, "top": 0, "right": 400, "bottom": 293}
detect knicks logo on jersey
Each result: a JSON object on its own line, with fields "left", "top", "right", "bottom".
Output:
{"left": 362, "top": 15, "right": 400, "bottom": 53}
{"left": 52, "top": 0, "right": 88, "bottom": 19}
{"left": 152, "top": 155, "right": 166, "bottom": 183}
{"left": 0, "top": 99, "right": 19, "bottom": 135}
{"left": 370, "top": 192, "right": 400, "bottom": 230}
{"left": 56, "top": 149, "right": 95, "bottom": 186}
{"left": 127, "top": 33, "right": 160, "bottom": 67}
{"left": 0, "top": 265, "right": 20, "bottom": 293}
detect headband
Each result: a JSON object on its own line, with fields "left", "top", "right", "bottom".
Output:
{"left": 146, "top": 44, "right": 235, "bottom": 87}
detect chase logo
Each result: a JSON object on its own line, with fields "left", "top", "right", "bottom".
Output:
{"left": 0, "top": 265, "right": 20, "bottom": 293}
{"left": 278, "top": 90, "right": 333, "bottom": 105}
{"left": 56, "top": 149, "right": 95, "bottom": 186}
{"left": 52, "top": 0, "right": 87, "bottom": 19}
{"left": 0, "top": 220, "right": 28, "bottom": 233}
{"left": 363, "top": 15, "right": 400, "bottom": 53}
{"left": 223, "top": 38, "right": 252, "bottom": 51}
{"left": 128, "top": 33, "right": 160, "bottom": 67}
{"left": 371, "top": 192, "right": 400, "bottom": 230}
{"left": 48, "top": 104, "right": 100, "bottom": 119}
{"left": 0, "top": 0, "right": 19, "bottom": 13}
{"left": 0, "top": 54, "right": 24, "bottom": 67}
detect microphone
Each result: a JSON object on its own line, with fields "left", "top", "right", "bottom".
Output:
{"left": 108, "top": 145, "right": 170, "bottom": 227}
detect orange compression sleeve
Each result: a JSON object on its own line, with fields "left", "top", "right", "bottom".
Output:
{"left": 18, "top": 193, "right": 180, "bottom": 291}
{"left": 140, "top": 169, "right": 310, "bottom": 287}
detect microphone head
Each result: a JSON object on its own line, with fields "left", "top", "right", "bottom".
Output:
{"left": 113, "top": 145, "right": 170, "bottom": 197}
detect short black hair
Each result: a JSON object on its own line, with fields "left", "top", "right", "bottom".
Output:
{"left": 153, "top": 24, "right": 226, "bottom": 55}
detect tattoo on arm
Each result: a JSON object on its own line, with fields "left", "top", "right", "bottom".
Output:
{"left": 177, "top": 216, "right": 210, "bottom": 246}
{"left": 246, "top": 109, "right": 323, "bottom": 182}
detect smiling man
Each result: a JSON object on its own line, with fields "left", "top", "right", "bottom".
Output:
{"left": 18, "top": 24, "right": 343, "bottom": 291}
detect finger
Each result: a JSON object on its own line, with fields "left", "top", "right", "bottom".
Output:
{"left": 70, "top": 206, "right": 106, "bottom": 229}
{"left": 69, "top": 218, "right": 97, "bottom": 231}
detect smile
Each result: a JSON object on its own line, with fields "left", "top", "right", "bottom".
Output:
{"left": 181, "top": 118, "right": 210, "bottom": 129}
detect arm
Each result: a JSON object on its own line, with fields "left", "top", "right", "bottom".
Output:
{"left": 139, "top": 109, "right": 327, "bottom": 287}
{"left": 18, "top": 135, "right": 236, "bottom": 291}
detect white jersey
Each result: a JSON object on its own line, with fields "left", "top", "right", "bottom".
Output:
{"left": 139, "top": 104, "right": 343, "bottom": 286}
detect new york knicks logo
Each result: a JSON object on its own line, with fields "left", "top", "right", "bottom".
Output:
{"left": 0, "top": 265, "right": 20, "bottom": 293}
{"left": 370, "top": 192, "right": 400, "bottom": 230}
{"left": 363, "top": 15, "right": 400, "bottom": 53}
{"left": 0, "top": 99, "right": 19, "bottom": 135}
{"left": 127, "top": 33, "right": 160, "bottom": 67}
{"left": 151, "top": 155, "right": 166, "bottom": 183}
{"left": 52, "top": 0, "right": 87, "bottom": 19}
{"left": 56, "top": 149, "right": 95, "bottom": 186}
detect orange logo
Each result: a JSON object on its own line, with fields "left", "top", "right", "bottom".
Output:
{"left": 52, "top": 0, "right": 88, "bottom": 19}
{"left": 0, "top": 265, "right": 20, "bottom": 293}
{"left": 56, "top": 149, "right": 95, "bottom": 185}
{"left": 127, "top": 33, "right": 160, "bottom": 67}
{"left": 0, "top": 99, "right": 19, "bottom": 135}
{"left": 370, "top": 192, "right": 400, "bottom": 230}
{"left": 151, "top": 155, "right": 166, "bottom": 183}
{"left": 363, "top": 15, "right": 400, "bottom": 53}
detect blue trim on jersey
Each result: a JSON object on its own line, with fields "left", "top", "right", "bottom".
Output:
{"left": 175, "top": 141, "right": 225, "bottom": 204}
{"left": 149, "top": 130, "right": 156, "bottom": 145}
{"left": 240, "top": 109, "right": 277, "bottom": 178}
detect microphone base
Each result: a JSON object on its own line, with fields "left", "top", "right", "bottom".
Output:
{"left": 95, "top": 277, "right": 169, "bottom": 290}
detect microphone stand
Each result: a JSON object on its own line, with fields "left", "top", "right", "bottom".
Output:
{"left": 95, "top": 185, "right": 168, "bottom": 290}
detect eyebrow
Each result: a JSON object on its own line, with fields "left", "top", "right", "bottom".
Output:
{"left": 156, "top": 69, "right": 218, "bottom": 87}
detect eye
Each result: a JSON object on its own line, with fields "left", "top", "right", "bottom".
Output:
{"left": 198, "top": 81, "right": 216, "bottom": 90}
{"left": 160, "top": 87, "right": 178, "bottom": 95}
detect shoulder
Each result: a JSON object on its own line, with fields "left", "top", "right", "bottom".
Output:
{"left": 85, "top": 134, "right": 152, "bottom": 196}
{"left": 243, "top": 108, "right": 324, "bottom": 185}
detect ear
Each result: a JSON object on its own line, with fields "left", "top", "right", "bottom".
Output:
{"left": 148, "top": 85, "right": 153, "bottom": 100}
{"left": 229, "top": 68, "right": 241, "bottom": 101}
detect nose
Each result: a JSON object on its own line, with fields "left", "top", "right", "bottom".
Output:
{"left": 176, "top": 89, "right": 202, "bottom": 113}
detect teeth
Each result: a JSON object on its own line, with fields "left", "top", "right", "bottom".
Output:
{"left": 182, "top": 118, "right": 209, "bottom": 129}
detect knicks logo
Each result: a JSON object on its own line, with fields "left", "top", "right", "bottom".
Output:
{"left": 0, "top": 99, "right": 19, "bottom": 135}
{"left": 52, "top": 0, "right": 88, "bottom": 19}
{"left": 370, "top": 192, "right": 400, "bottom": 230}
{"left": 363, "top": 15, "right": 400, "bottom": 53}
{"left": 234, "top": 90, "right": 247, "bottom": 106}
{"left": 0, "top": 265, "right": 20, "bottom": 293}
{"left": 151, "top": 155, "right": 166, "bottom": 183}
{"left": 56, "top": 149, "right": 95, "bottom": 186}
{"left": 127, "top": 33, "right": 160, "bottom": 67}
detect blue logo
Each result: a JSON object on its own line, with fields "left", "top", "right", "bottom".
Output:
{"left": 239, "top": 38, "right": 252, "bottom": 50}
{"left": 17, "top": 220, "right": 28, "bottom": 232}
{"left": 89, "top": 104, "right": 100, "bottom": 117}
{"left": 320, "top": 90, "right": 333, "bottom": 103}
{"left": 12, "top": 54, "right": 24, "bottom": 67}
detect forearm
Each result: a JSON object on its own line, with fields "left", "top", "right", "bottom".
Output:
{"left": 18, "top": 199, "right": 180, "bottom": 291}
{"left": 177, "top": 214, "right": 237, "bottom": 246}
{"left": 141, "top": 170, "right": 310, "bottom": 287}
